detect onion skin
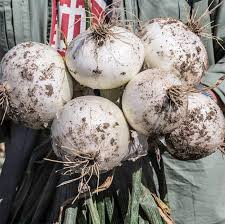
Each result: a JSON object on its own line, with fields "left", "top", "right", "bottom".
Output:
{"left": 165, "top": 93, "right": 225, "bottom": 160}
{"left": 1, "top": 42, "right": 73, "bottom": 129}
{"left": 122, "top": 68, "right": 187, "bottom": 136}
{"left": 65, "top": 26, "right": 144, "bottom": 89}
{"left": 140, "top": 17, "right": 208, "bottom": 84}
{"left": 51, "top": 96, "right": 130, "bottom": 172}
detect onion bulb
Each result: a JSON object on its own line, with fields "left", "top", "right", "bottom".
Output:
{"left": 140, "top": 17, "right": 208, "bottom": 84}
{"left": 0, "top": 42, "right": 73, "bottom": 129}
{"left": 65, "top": 25, "right": 144, "bottom": 89}
{"left": 51, "top": 96, "right": 130, "bottom": 173}
{"left": 122, "top": 68, "right": 187, "bottom": 136}
{"left": 165, "top": 93, "right": 225, "bottom": 160}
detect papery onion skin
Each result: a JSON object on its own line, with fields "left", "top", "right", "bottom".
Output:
{"left": 165, "top": 93, "right": 225, "bottom": 160}
{"left": 65, "top": 26, "right": 145, "bottom": 89}
{"left": 122, "top": 68, "right": 187, "bottom": 136}
{"left": 51, "top": 96, "right": 130, "bottom": 172}
{"left": 140, "top": 17, "right": 208, "bottom": 84}
{"left": 1, "top": 42, "right": 73, "bottom": 129}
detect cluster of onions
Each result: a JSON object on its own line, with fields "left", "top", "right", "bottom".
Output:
{"left": 122, "top": 17, "right": 225, "bottom": 160}
{"left": 0, "top": 22, "right": 145, "bottom": 195}
{"left": 1, "top": 15, "right": 224, "bottom": 197}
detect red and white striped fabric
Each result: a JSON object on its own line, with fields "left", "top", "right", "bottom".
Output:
{"left": 49, "top": 0, "right": 107, "bottom": 56}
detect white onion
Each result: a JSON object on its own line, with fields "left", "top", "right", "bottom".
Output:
{"left": 51, "top": 96, "right": 130, "bottom": 172}
{"left": 140, "top": 17, "right": 208, "bottom": 84}
{"left": 0, "top": 42, "right": 73, "bottom": 129}
{"left": 122, "top": 68, "right": 187, "bottom": 136}
{"left": 166, "top": 93, "right": 225, "bottom": 159}
{"left": 65, "top": 26, "right": 144, "bottom": 89}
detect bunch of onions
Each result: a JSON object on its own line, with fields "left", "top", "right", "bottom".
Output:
{"left": 122, "top": 66, "right": 225, "bottom": 159}
{"left": 123, "top": 17, "right": 225, "bottom": 160}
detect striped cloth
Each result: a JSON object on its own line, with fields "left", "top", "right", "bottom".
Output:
{"left": 49, "top": 0, "right": 109, "bottom": 55}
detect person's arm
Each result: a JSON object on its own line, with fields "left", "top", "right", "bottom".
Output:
{"left": 201, "top": 57, "right": 225, "bottom": 110}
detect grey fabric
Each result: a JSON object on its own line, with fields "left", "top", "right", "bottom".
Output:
{"left": 12, "top": 0, "right": 31, "bottom": 44}
{"left": 163, "top": 151, "right": 225, "bottom": 224}
{"left": 0, "top": 3, "right": 9, "bottom": 51}
{"left": 1, "top": 0, "right": 49, "bottom": 46}
{"left": 3, "top": 0, "right": 15, "bottom": 49}
{"left": 29, "top": 0, "right": 49, "bottom": 43}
